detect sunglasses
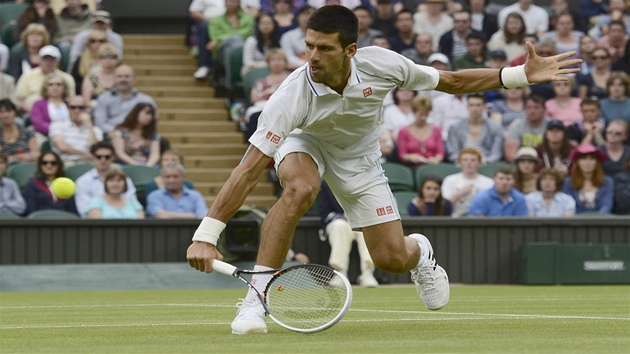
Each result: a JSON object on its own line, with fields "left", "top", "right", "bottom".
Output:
{"left": 40, "top": 160, "right": 58, "bottom": 166}
{"left": 99, "top": 54, "right": 118, "bottom": 59}
{"left": 68, "top": 105, "right": 86, "bottom": 110}
{"left": 90, "top": 39, "right": 107, "bottom": 43}
{"left": 95, "top": 154, "right": 112, "bottom": 160}
{"left": 47, "top": 82, "right": 63, "bottom": 87}
{"left": 605, "top": 129, "right": 624, "bottom": 136}
{"left": 593, "top": 55, "right": 609, "bottom": 60}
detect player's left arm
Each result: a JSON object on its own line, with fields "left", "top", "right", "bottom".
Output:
{"left": 435, "top": 42, "right": 582, "bottom": 94}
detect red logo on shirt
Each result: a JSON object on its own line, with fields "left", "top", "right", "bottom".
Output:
{"left": 376, "top": 207, "right": 386, "bottom": 216}
{"left": 266, "top": 131, "right": 273, "bottom": 139}
{"left": 265, "top": 131, "right": 281, "bottom": 144}
{"left": 386, "top": 206, "right": 394, "bottom": 214}
{"left": 363, "top": 87, "right": 372, "bottom": 97}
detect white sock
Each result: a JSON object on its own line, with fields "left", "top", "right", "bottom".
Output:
{"left": 245, "top": 265, "right": 274, "bottom": 303}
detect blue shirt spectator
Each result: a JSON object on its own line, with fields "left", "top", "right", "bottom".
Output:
{"left": 146, "top": 163, "right": 208, "bottom": 219}
{"left": 0, "top": 154, "right": 26, "bottom": 215}
{"left": 468, "top": 165, "right": 528, "bottom": 217}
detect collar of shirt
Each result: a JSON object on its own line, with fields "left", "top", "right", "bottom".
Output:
{"left": 490, "top": 187, "right": 515, "bottom": 204}
{"left": 305, "top": 58, "right": 361, "bottom": 96}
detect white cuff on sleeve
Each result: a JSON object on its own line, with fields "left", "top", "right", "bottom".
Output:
{"left": 500, "top": 65, "right": 530, "bottom": 88}
{"left": 192, "top": 217, "right": 226, "bottom": 246}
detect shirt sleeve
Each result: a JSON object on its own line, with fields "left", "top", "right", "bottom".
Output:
{"left": 86, "top": 197, "right": 104, "bottom": 213}
{"left": 467, "top": 192, "right": 486, "bottom": 216}
{"left": 193, "top": 191, "right": 209, "bottom": 217}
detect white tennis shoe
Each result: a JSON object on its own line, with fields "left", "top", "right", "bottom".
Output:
{"left": 409, "top": 233, "right": 450, "bottom": 310}
{"left": 231, "top": 298, "right": 267, "bottom": 334}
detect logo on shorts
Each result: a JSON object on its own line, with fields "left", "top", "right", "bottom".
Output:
{"left": 363, "top": 87, "right": 373, "bottom": 97}
{"left": 376, "top": 206, "right": 394, "bottom": 216}
{"left": 266, "top": 131, "right": 281, "bottom": 144}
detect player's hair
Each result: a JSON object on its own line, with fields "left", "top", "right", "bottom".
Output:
{"left": 411, "top": 95, "right": 432, "bottom": 112}
{"left": 0, "top": 98, "right": 17, "bottom": 112}
{"left": 569, "top": 154, "right": 605, "bottom": 189}
{"left": 116, "top": 102, "right": 157, "bottom": 140}
{"left": 307, "top": 5, "right": 358, "bottom": 48}
{"left": 458, "top": 147, "right": 482, "bottom": 162}
{"left": 606, "top": 71, "right": 630, "bottom": 94}
{"left": 90, "top": 140, "right": 114, "bottom": 155}
{"left": 103, "top": 168, "right": 128, "bottom": 194}
{"left": 162, "top": 163, "right": 186, "bottom": 175}
{"left": 526, "top": 94, "right": 546, "bottom": 106}
{"left": 467, "top": 93, "right": 485, "bottom": 102}
{"left": 580, "top": 98, "right": 600, "bottom": 109}
{"left": 536, "top": 168, "right": 564, "bottom": 191}
{"left": 20, "top": 23, "right": 51, "bottom": 48}
{"left": 494, "top": 164, "right": 515, "bottom": 177}
{"left": 161, "top": 148, "right": 185, "bottom": 165}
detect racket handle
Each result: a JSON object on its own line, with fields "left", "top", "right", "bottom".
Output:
{"left": 212, "top": 260, "right": 237, "bottom": 276}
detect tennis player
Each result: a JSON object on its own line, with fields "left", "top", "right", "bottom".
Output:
{"left": 187, "top": 5, "right": 581, "bottom": 334}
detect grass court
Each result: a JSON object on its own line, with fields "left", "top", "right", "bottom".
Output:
{"left": 1, "top": 285, "right": 629, "bottom": 353}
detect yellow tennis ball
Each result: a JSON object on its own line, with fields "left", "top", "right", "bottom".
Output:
{"left": 51, "top": 177, "right": 76, "bottom": 199}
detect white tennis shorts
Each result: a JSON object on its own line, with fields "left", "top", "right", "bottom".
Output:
{"left": 273, "top": 134, "right": 401, "bottom": 230}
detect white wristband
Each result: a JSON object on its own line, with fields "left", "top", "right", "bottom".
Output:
{"left": 500, "top": 65, "right": 530, "bottom": 88}
{"left": 192, "top": 217, "right": 226, "bottom": 246}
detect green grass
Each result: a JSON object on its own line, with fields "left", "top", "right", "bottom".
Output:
{"left": 1, "top": 285, "right": 629, "bottom": 353}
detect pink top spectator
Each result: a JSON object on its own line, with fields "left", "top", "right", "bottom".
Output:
{"left": 544, "top": 98, "right": 583, "bottom": 126}
{"left": 397, "top": 125, "right": 444, "bottom": 166}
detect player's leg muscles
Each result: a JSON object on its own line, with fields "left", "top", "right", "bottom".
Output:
{"left": 256, "top": 152, "right": 321, "bottom": 268}
{"left": 361, "top": 220, "right": 420, "bottom": 274}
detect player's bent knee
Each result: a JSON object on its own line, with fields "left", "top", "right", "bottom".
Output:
{"left": 372, "top": 253, "right": 409, "bottom": 274}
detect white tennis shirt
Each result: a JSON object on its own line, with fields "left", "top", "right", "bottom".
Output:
{"left": 249, "top": 46, "right": 440, "bottom": 158}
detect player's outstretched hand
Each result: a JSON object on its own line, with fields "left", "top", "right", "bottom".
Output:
{"left": 523, "top": 41, "right": 582, "bottom": 84}
{"left": 187, "top": 241, "right": 224, "bottom": 273}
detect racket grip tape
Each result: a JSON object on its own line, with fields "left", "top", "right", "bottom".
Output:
{"left": 212, "top": 260, "right": 238, "bottom": 276}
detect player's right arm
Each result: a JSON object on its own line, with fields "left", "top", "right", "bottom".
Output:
{"left": 187, "top": 145, "right": 272, "bottom": 273}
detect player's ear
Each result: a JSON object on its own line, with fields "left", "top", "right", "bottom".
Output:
{"left": 345, "top": 43, "right": 357, "bottom": 58}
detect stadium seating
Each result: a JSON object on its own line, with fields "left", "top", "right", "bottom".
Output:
{"left": 381, "top": 162, "right": 415, "bottom": 192}
{"left": 227, "top": 45, "right": 244, "bottom": 98}
{"left": 0, "top": 2, "right": 29, "bottom": 28}
{"left": 0, "top": 211, "right": 20, "bottom": 219}
{"left": 122, "top": 165, "right": 160, "bottom": 195}
{"left": 393, "top": 191, "right": 417, "bottom": 217}
{"left": 242, "top": 67, "right": 270, "bottom": 106}
{"left": 27, "top": 209, "right": 80, "bottom": 219}
{"left": 64, "top": 163, "right": 94, "bottom": 181}
{"left": 414, "top": 163, "right": 460, "bottom": 187}
{"left": 6, "top": 162, "right": 37, "bottom": 191}
{"left": 478, "top": 162, "right": 509, "bottom": 178}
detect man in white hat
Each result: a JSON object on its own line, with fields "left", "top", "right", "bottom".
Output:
{"left": 14, "top": 45, "right": 76, "bottom": 113}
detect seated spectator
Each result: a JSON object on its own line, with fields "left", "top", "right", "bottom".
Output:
{"left": 23, "top": 151, "right": 78, "bottom": 216}
{"left": 567, "top": 98, "right": 606, "bottom": 147}
{"left": 388, "top": 10, "right": 416, "bottom": 54}
{"left": 354, "top": 6, "right": 382, "bottom": 49}
{"left": 535, "top": 119, "right": 574, "bottom": 177}
{"left": 513, "top": 146, "right": 540, "bottom": 194}
{"left": 599, "top": 71, "right": 630, "bottom": 124}
{"left": 81, "top": 43, "right": 120, "bottom": 107}
{"left": 248, "top": 49, "right": 289, "bottom": 107}
{"left": 453, "top": 32, "right": 488, "bottom": 70}
{"left": 15, "top": 0, "right": 57, "bottom": 45}
{"left": 600, "top": 119, "right": 630, "bottom": 176}
{"left": 596, "top": 20, "right": 629, "bottom": 63}
{"left": 539, "top": 13, "right": 584, "bottom": 55}
{"left": 271, "top": 0, "right": 297, "bottom": 38}
{"left": 110, "top": 103, "right": 160, "bottom": 167}
{"left": 53, "top": 0, "right": 93, "bottom": 53}
{"left": 613, "top": 154, "right": 630, "bottom": 214}
{"left": 525, "top": 168, "right": 576, "bottom": 217}
{"left": 548, "top": 0, "right": 587, "bottom": 33}
{"left": 587, "top": 0, "right": 629, "bottom": 40}
{"left": 562, "top": 144, "right": 614, "bottom": 214}
{"left": 577, "top": 47, "right": 611, "bottom": 100}
{"left": 189, "top": 0, "right": 226, "bottom": 79}
{"left": 241, "top": 13, "right": 280, "bottom": 76}
{"left": 468, "top": 164, "right": 527, "bottom": 217}
{"left": 427, "top": 92, "right": 468, "bottom": 141}
{"left": 0, "top": 99, "right": 40, "bottom": 165}
{"left": 93, "top": 64, "right": 157, "bottom": 134}
{"left": 69, "top": 29, "right": 108, "bottom": 94}
{"left": 407, "top": 175, "right": 452, "bottom": 216}
{"left": 86, "top": 169, "right": 145, "bottom": 219}
{"left": 446, "top": 93, "right": 503, "bottom": 163}
{"left": 441, "top": 147, "right": 494, "bottom": 217}
{"left": 497, "top": 0, "right": 549, "bottom": 38}
{"left": 280, "top": 6, "right": 314, "bottom": 71}
{"left": 436, "top": 10, "right": 474, "bottom": 63}
{"left": 488, "top": 86, "right": 528, "bottom": 130}
{"left": 0, "top": 154, "right": 27, "bottom": 216}
{"left": 467, "top": 0, "right": 499, "bottom": 41}
{"left": 0, "top": 68, "right": 15, "bottom": 101}
{"left": 146, "top": 163, "right": 208, "bottom": 219}
{"left": 412, "top": 0, "right": 453, "bottom": 50}
{"left": 397, "top": 95, "right": 444, "bottom": 167}
{"left": 14, "top": 45, "right": 75, "bottom": 114}
{"left": 401, "top": 33, "right": 433, "bottom": 65}
{"left": 68, "top": 10, "right": 123, "bottom": 73}
{"left": 319, "top": 180, "right": 378, "bottom": 287}
{"left": 504, "top": 95, "right": 549, "bottom": 162}
{"left": 144, "top": 149, "right": 194, "bottom": 196}
{"left": 75, "top": 141, "right": 137, "bottom": 217}
{"left": 545, "top": 77, "right": 583, "bottom": 127}
{"left": 486, "top": 12, "right": 527, "bottom": 63}
{"left": 49, "top": 95, "right": 102, "bottom": 166}
{"left": 383, "top": 87, "right": 415, "bottom": 143}
{"left": 371, "top": 0, "right": 396, "bottom": 38}
{"left": 613, "top": 39, "right": 630, "bottom": 74}
{"left": 577, "top": 35, "right": 596, "bottom": 75}
{"left": 208, "top": 0, "right": 255, "bottom": 89}
{"left": 9, "top": 23, "right": 50, "bottom": 81}
{"left": 30, "top": 73, "right": 71, "bottom": 139}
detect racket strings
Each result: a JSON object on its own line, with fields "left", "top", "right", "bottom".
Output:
{"left": 265, "top": 266, "right": 348, "bottom": 330}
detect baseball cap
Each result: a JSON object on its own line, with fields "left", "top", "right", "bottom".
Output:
{"left": 92, "top": 10, "right": 111, "bottom": 24}
{"left": 546, "top": 119, "right": 565, "bottom": 130}
{"left": 39, "top": 45, "right": 61, "bottom": 59}
{"left": 490, "top": 50, "right": 507, "bottom": 60}
{"left": 427, "top": 53, "right": 449, "bottom": 65}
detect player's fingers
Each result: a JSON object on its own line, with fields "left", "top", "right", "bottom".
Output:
{"left": 553, "top": 51, "right": 577, "bottom": 61}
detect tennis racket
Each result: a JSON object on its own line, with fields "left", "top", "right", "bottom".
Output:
{"left": 212, "top": 260, "right": 353, "bottom": 333}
